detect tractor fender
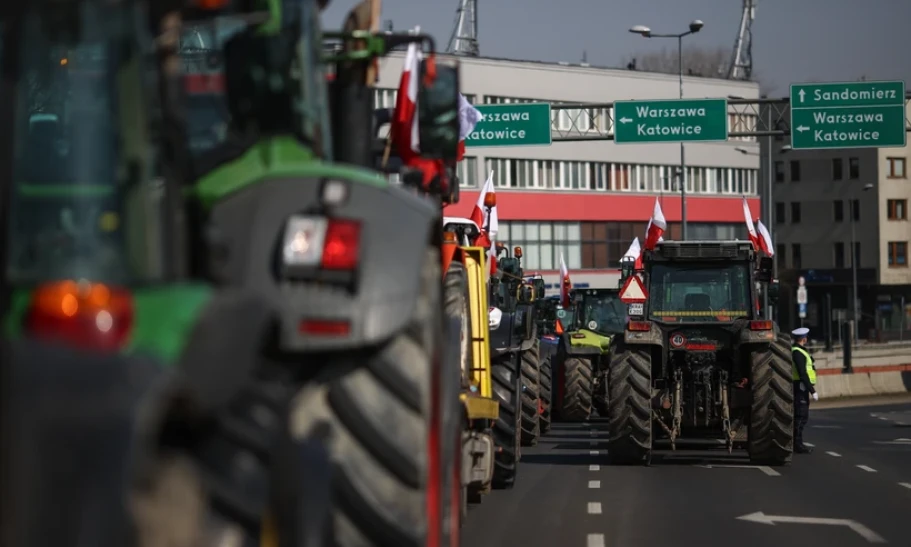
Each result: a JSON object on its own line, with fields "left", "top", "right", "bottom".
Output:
{"left": 623, "top": 323, "right": 665, "bottom": 348}
{"left": 737, "top": 325, "right": 778, "bottom": 346}
{"left": 206, "top": 176, "right": 439, "bottom": 352}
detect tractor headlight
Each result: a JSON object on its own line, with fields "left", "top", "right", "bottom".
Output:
{"left": 282, "top": 215, "right": 327, "bottom": 266}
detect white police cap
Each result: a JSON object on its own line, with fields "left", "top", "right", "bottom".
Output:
{"left": 791, "top": 327, "right": 809, "bottom": 337}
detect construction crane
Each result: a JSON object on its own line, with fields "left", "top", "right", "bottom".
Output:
{"left": 447, "top": 0, "right": 478, "bottom": 56}
{"left": 727, "top": 0, "right": 755, "bottom": 80}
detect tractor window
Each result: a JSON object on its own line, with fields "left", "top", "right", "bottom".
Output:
{"left": 577, "top": 292, "right": 627, "bottom": 335}
{"left": 648, "top": 263, "right": 751, "bottom": 322}
{"left": 180, "top": 5, "right": 329, "bottom": 171}
{"left": 3, "top": 4, "right": 164, "bottom": 284}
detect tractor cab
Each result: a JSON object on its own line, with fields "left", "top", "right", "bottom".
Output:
{"left": 571, "top": 288, "right": 627, "bottom": 338}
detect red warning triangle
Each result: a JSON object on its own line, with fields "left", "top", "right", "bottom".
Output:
{"left": 619, "top": 275, "right": 648, "bottom": 303}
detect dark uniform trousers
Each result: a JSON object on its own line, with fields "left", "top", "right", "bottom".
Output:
{"left": 793, "top": 382, "right": 810, "bottom": 446}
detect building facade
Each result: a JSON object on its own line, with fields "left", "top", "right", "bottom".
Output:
{"left": 375, "top": 54, "right": 763, "bottom": 289}
{"left": 767, "top": 101, "right": 911, "bottom": 338}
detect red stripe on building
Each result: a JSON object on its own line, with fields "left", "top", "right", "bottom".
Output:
{"left": 445, "top": 193, "right": 760, "bottom": 223}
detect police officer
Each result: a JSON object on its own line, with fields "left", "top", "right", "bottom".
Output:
{"left": 791, "top": 327, "right": 817, "bottom": 454}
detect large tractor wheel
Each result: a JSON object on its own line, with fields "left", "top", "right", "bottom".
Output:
{"left": 558, "top": 357, "right": 594, "bottom": 422}
{"left": 491, "top": 354, "right": 521, "bottom": 489}
{"left": 540, "top": 356, "right": 553, "bottom": 434}
{"left": 519, "top": 341, "right": 542, "bottom": 446}
{"left": 288, "top": 248, "right": 444, "bottom": 547}
{"left": 747, "top": 333, "right": 794, "bottom": 466}
{"left": 606, "top": 339, "right": 653, "bottom": 465}
{"left": 443, "top": 262, "right": 472, "bottom": 388}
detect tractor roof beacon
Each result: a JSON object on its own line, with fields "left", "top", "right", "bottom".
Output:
{"left": 605, "top": 240, "right": 794, "bottom": 467}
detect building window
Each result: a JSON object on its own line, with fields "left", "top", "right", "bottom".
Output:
{"left": 499, "top": 221, "right": 581, "bottom": 270}
{"left": 833, "top": 200, "right": 844, "bottom": 222}
{"left": 775, "top": 202, "right": 786, "bottom": 224}
{"left": 457, "top": 157, "right": 479, "bottom": 188}
{"left": 791, "top": 244, "right": 802, "bottom": 269}
{"left": 887, "top": 199, "right": 908, "bottom": 220}
{"left": 848, "top": 157, "right": 859, "bottom": 179}
{"left": 790, "top": 202, "right": 801, "bottom": 223}
{"left": 852, "top": 242, "right": 861, "bottom": 267}
{"left": 789, "top": 160, "right": 801, "bottom": 182}
{"left": 851, "top": 199, "right": 860, "bottom": 222}
{"left": 774, "top": 161, "right": 785, "bottom": 183}
{"left": 833, "top": 242, "right": 845, "bottom": 268}
{"left": 887, "top": 157, "right": 907, "bottom": 179}
{"left": 832, "top": 158, "right": 843, "bottom": 180}
{"left": 776, "top": 244, "right": 786, "bottom": 266}
{"left": 888, "top": 242, "right": 908, "bottom": 267}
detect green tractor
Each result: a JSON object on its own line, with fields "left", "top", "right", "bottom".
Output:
{"left": 552, "top": 288, "right": 628, "bottom": 422}
{"left": 2, "top": 0, "right": 465, "bottom": 545}
{"left": 487, "top": 246, "right": 546, "bottom": 455}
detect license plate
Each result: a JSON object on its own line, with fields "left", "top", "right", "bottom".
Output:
{"left": 627, "top": 303, "right": 644, "bottom": 316}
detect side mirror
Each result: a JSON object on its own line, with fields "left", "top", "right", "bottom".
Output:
{"left": 756, "top": 256, "right": 774, "bottom": 282}
{"left": 417, "top": 58, "right": 460, "bottom": 161}
{"left": 533, "top": 279, "right": 546, "bottom": 299}
{"left": 767, "top": 280, "right": 780, "bottom": 302}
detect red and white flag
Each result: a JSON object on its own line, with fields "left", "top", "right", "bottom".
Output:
{"left": 623, "top": 237, "right": 643, "bottom": 270}
{"left": 756, "top": 219, "right": 774, "bottom": 256}
{"left": 469, "top": 171, "right": 498, "bottom": 274}
{"left": 742, "top": 197, "right": 760, "bottom": 251}
{"left": 390, "top": 31, "right": 422, "bottom": 164}
{"left": 457, "top": 94, "right": 483, "bottom": 161}
{"left": 644, "top": 198, "right": 666, "bottom": 251}
{"left": 559, "top": 252, "right": 572, "bottom": 308}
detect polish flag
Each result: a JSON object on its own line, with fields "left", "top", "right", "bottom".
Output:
{"left": 756, "top": 219, "right": 774, "bottom": 256}
{"left": 457, "top": 93, "right": 483, "bottom": 161}
{"left": 742, "top": 197, "right": 760, "bottom": 251}
{"left": 623, "top": 237, "right": 643, "bottom": 270}
{"left": 559, "top": 253, "right": 572, "bottom": 308}
{"left": 644, "top": 198, "right": 666, "bottom": 251}
{"left": 469, "top": 172, "right": 498, "bottom": 275}
{"left": 390, "top": 32, "right": 422, "bottom": 164}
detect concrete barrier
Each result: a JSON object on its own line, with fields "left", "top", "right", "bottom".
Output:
{"left": 815, "top": 364, "right": 911, "bottom": 399}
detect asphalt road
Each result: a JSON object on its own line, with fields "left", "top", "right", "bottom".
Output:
{"left": 462, "top": 399, "right": 911, "bottom": 547}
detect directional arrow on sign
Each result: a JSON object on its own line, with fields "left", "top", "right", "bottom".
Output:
{"left": 737, "top": 512, "right": 886, "bottom": 543}
{"left": 798, "top": 89, "right": 806, "bottom": 102}
{"left": 619, "top": 117, "right": 632, "bottom": 123}
{"left": 795, "top": 125, "right": 809, "bottom": 132}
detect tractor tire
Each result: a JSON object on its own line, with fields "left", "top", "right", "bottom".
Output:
{"left": 491, "top": 354, "right": 521, "bottom": 489}
{"left": 747, "top": 333, "right": 794, "bottom": 466}
{"left": 540, "top": 356, "right": 553, "bottom": 434}
{"left": 443, "top": 262, "right": 472, "bottom": 389}
{"left": 606, "top": 339, "right": 653, "bottom": 465}
{"left": 519, "top": 341, "right": 542, "bottom": 446}
{"left": 288, "top": 248, "right": 443, "bottom": 547}
{"left": 558, "top": 357, "right": 594, "bottom": 422}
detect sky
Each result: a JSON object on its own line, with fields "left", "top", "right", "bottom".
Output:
{"left": 321, "top": 0, "right": 911, "bottom": 95}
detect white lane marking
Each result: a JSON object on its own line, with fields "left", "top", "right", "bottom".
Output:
{"left": 899, "top": 482, "right": 911, "bottom": 490}
{"left": 804, "top": 442, "right": 815, "bottom": 447}
{"left": 588, "top": 480, "right": 600, "bottom": 489}
{"left": 589, "top": 464, "right": 600, "bottom": 471}
{"left": 825, "top": 451, "right": 842, "bottom": 457}
{"left": 879, "top": 417, "right": 890, "bottom": 420}
{"left": 587, "top": 534, "right": 606, "bottom": 547}
{"left": 694, "top": 464, "right": 780, "bottom": 476}
{"left": 587, "top": 502, "right": 602, "bottom": 514}
{"left": 590, "top": 450, "right": 599, "bottom": 456}
{"left": 857, "top": 465, "right": 877, "bottom": 473}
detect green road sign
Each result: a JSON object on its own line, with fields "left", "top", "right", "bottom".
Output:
{"left": 789, "top": 81, "right": 907, "bottom": 150}
{"left": 613, "top": 98, "right": 728, "bottom": 144}
{"left": 464, "top": 103, "right": 552, "bottom": 147}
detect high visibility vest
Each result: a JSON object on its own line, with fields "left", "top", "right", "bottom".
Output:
{"left": 791, "top": 345, "right": 817, "bottom": 385}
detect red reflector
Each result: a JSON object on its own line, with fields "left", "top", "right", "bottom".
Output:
{"left": 183, "top": 73, "right": 225, "bottom": 94}
{"left": 685, "top": 343, "right": 716, "bottom": 351}
{"left": 750, "top": 320, "right": 773, "bottom": 330}
{"left": 571, "top": 333, "right": 586, "bottom": 339}
{"left": 299, "top": 320, "right": 350, "bottom": 336}
{"left": 321, "top": 219, "right": 361, "bottom": 270}
{"left": 627, "top": 320, "right": 651, "bottom": 332}
{"left": 25, "top": 280, "right": 134, "bottom": 351}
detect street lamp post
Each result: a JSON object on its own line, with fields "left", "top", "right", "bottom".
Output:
{"left": 629, "top": 20, "right": 704, "bottom": 241}
{"left": 850, "top": 183, "right": 875, "bottom": 342}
